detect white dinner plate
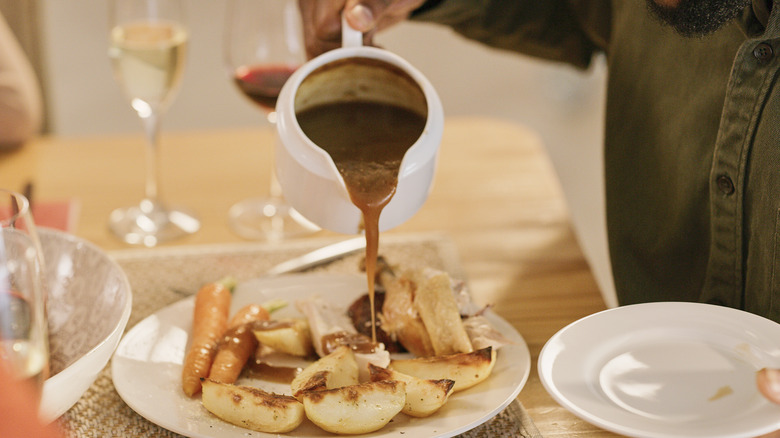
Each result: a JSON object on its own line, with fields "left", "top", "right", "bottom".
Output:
{"left": 112, "top": 273, "right": 531, "bottom": 438}
{"left": 538, "top": 302, "right": 780, "bottom": 438}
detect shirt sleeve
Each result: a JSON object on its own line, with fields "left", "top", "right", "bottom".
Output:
{"left": 411, "top": 0, "right": 611, "bottom": 69}
{"left": 0, "top": 11, "right": 43, "bottom": 149}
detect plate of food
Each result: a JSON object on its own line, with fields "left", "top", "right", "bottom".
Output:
{"left": 112, "top": 268, "right": 530, "bottom": 437}
{"left": 538, "top": 302, "right": 780, "bottom": 438}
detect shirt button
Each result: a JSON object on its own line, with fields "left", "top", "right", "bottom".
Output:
{"left": 716, "top": 174, "right": 735, "bottom": 195}
{"left": 753, "top": 42, "right": 774, "bottom": 63}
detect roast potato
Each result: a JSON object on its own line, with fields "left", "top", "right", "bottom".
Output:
{"left": 301, "top": 380, "right": 406, "bottom": 434}
{"left": 411, "top": 269, "right": 473, "bottom": 356}
{"left": 252, "top": 318, "right": 314, "bottom": 357}
{"left": 290, "top": 345, "right": 358, "bottom": 398}
{"left": 389, "top": 346, "right": 495, "bottom": 392}
{"left": 368, "top": 363, "right": 454, "bottom": 417}
{"left": 201, "top": 379, "right": 304, "bottom": 433}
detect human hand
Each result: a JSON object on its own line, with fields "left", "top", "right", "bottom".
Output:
{"left": 758, "top": 368, "right": 780, "bottom": 404}
{"left": 756, "top": 368, "right": 780, "bottom": 438}
{"left": 0, "top": 364, "right": 63, "bottom": 438}
{"left": 298, "top": 0, "right": 427, "bottom": 58}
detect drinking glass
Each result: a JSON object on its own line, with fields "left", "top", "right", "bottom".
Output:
{"left": 224, "top": 0, "right": 319, "bottom": 240}
{"left": 0, "top": 189, "right": 49, "bottom": 394}
{"left": 108, "top": 0, "right": 199, "bottom": 247}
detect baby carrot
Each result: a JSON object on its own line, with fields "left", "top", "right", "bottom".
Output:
{"left": 228, "top": 303, "right": 271, "bottom": 327}
{"left": 181, "top": 277, "right": 235, "bottom": 397}
{"left": 208, "top": 300, "right": 288, "bottom": 384}
{"left": 207, "top": 328, "right": 257, "bottom": 384}
{"left": 228, "top": 299, "right": 287, "bottom": 327}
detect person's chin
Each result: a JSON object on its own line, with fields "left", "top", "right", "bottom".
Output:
{"left": 652, "top": 0, "right": 682, "bottom": 7}
{"left": 645, "top": 0, "right": 751, "bottom": 37}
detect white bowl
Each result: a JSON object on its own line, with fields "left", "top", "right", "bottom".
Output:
{"left": 38, "top": 228, "right": 132, "bottom": 422}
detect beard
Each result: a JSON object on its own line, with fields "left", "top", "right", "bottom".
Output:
{"left": 646, "top": 0, "right": 752, "bottom": 36}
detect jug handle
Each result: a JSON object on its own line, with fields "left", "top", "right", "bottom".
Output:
{"left": 341, "top": 13, "right": 363, "bottom": 48}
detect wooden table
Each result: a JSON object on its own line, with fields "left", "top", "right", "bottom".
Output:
{"left": 0, "top": 116, "right": 616, "bottom": 437}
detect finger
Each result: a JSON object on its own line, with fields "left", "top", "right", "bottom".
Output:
{"left": 299, "top": 0, "right": 344, "bottom": 58}
{"left": 348, "top": 0, "right": 427, "bottom": 33}
{"left": 314, "top": 0, "right": 378, "bottom": 52}
{"left": 344, "top": 0, "right": 391, "bottom": 32}
{"left": 312, "top": 0, "right": 345, "bottom": 41}
{"left": 757, "top": 368, "right": 780, "bottom": 404}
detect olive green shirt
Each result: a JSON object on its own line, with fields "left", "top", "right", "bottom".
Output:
{"left": 414, "top": 0, "right": 780, "bottom": 322}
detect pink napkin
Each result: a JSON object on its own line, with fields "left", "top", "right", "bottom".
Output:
{"left": 31, "top": 200, "right": 79, "bottom": 232}
{"left": 0, "top": 199, "right": 78, "bottom": 232}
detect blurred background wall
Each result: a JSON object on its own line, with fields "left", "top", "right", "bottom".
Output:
{"left": 4, "top": 0, "right": 616, "bottom": 307}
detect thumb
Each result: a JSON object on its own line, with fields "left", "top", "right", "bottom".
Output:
{"left": 757, "top": 368, "right": 780, "bottom": 404}
{"left": 343, "top": 0, "right": 386, "bottom": 32}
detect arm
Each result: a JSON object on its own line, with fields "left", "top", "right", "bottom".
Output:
{"left": 299, "top": 0, "right": 610, "bottom": 69}
{"left": 0, "top": 12, "right": 43, "bottom": 150}
{"left": 411, "top": 0, "right": 610, "bottom": 69}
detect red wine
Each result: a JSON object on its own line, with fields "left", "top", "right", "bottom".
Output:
{"left": 234, "top": 65, "right": 297, "bottom": 111}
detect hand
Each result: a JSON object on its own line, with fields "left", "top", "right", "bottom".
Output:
{"left": 756, "top": 368, "right": 780, "bottom": 438}
{"left": 0, "top": 364, "right": 63, "bottom": 438}
{"left": 298, "top": 0, "right": 427, "bottom": 58}
{"left": 758, "top": 368, "right": 780, "bottom": 404}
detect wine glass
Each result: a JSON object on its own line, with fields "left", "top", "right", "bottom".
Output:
{"left": 108, "top": 0, "right": 199, "bottom": 247}
{"left": 0, "top": 189, "right": 49, "bottom": 394}
{"left": 224, "top": 0, "right": 319, "bottom": 241}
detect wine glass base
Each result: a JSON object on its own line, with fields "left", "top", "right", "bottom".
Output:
{"left": 228, "top": 197, "right": 320, "bottom": 241}
{"left": 109, "top": 200, "right": 200, "bottom": 247}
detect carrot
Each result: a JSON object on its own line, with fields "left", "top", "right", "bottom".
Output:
{"left": 228, "top": 303, "right": 271, "bottom": 327}
{"left": 208, "top": 300, "right": 288, "bottom": 384}
{"left": 207, "top": 323, "right": 259, "bottom": 384}
{"left": 228, "top": 299, "right": 287, "bottom": 326}
{"left": 181, "top": 277, "right": 235, "bottom": 397}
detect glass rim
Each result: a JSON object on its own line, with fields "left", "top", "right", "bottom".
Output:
{"left": 0, "top": 189, "right": 31, "bottom": 228}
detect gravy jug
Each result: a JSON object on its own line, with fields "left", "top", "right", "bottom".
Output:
{"left": 274, "top": 18, "right": 443, "bottom": 234}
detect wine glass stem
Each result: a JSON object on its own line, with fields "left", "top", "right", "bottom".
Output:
{"left": 140, "top": 112, "right": 161, "bottom": 207}
{"left": 267, "top": 118, "right": 283, "bottom": 201}
{"left": 269, "top": 165, "right": 283, "bottom": 200}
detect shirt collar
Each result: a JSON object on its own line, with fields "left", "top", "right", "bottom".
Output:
{"left": 753, "top": 0, "right": 772, "bottom": 26}
{"left": 740, "top": 0, "right": 772, "bottom": 36}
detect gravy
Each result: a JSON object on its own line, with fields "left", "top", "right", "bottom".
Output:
{"left": 296, "top": 100, "right": 426, "bottom": 342}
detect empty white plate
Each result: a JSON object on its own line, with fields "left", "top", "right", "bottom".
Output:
{"left": 538, "top": 302, "right": 780, "bottom": 438}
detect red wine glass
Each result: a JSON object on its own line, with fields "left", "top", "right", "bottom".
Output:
{"left": 224, "top": 0, "right": 319, "bottom": 240}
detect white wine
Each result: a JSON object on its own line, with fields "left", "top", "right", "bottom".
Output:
{"left": 109, "top": 20, "right": 187, "bottom": 111}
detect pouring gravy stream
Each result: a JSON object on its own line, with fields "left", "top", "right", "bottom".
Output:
{"left": 296, "top": 100, "right": 427, "bottom": 343}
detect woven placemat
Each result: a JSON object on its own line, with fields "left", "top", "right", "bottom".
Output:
{"left": 58, "top": 233, "right": 542, "bottom": 438}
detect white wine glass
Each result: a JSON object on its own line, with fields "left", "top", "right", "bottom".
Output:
{"left": 224, "top": 0, "right": 319, "bottom": 241}
{"left": 108, "top": 0, "right": 199, "bottom": 247}
{"left": 0, "top": 189, "right": 49, "bottom": 395}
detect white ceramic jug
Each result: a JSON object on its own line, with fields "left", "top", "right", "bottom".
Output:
{"left": 274, "top": 18, "right": 444, "bottom": 234}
